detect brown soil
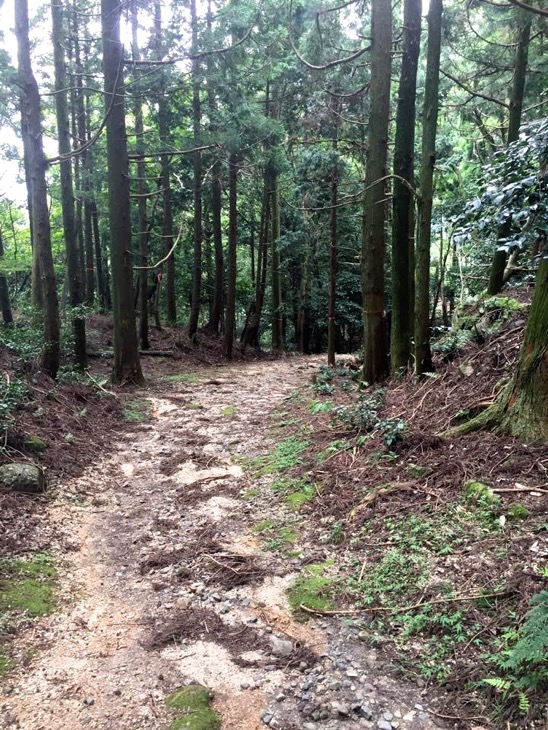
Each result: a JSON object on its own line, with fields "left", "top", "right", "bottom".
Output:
{"left": 0, "top": 310, "right": 545, "bottom": 730}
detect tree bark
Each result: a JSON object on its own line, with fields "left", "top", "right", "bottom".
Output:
{"left": 51, "top": 0, "right": 87, "bottom": 369}
{"left": 414, "top": 0, "right": 442, "bottom": 377}
{"left": 131, "top": 0, "right": 150, "bottom": 351}
{"left": 188, "top": 0, "right": 203, "bottom": 339}
{"left": 508, "top": 11, "right": 531, "bottom": 145}
{"left": 270, "top": 162, "right": 283, "bottom": 352}
{"left": 327, "top": 101, "right": 339, "bottom": 368}
{"left": 101, "top": 0, "right": 143, "bottom": 384}
{"left": 0, "top": 229, "right": 13, "bottom": 325}
{"left": 500, "top": 257, "right": 548, "bottom": 439}
{"left": 223, "top": 155, "right": 238, "bottom": 358}
{"left": 154, "top": 0, "right": 176, "bottom": 325}
{"left": 391, "top": 0, "right": 421, "bottom": 376}
{"left": 16, "top": 0, "right": 60, "bottom": 379}
{"left": 361, "top": 0, "right": 392, "bottom": 384}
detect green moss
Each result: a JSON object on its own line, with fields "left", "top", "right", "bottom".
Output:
{"left": 221, "top": 405, "right": 236, "bottom": 417}
{"left": 186, "top": 402, "right": 204, "bottom": 411}
{"left": 242, "top": 487, "right": 260, "bottom": 499}
{"left": 164, "top": 373, "right": 202, "bottom": 383}
{"left": 507, "top": 503, "right": 530, "bottom": 520}
{"left": 0, "top": 646, "right": 13, "bottom": 676}
{"left": 406, "top": 464, "right": 433, "bottom": 478}
{"left": 251, "top": 519, "right": 274, "bottom": 533}
{"left": 166, "top": 685, "right": 221, "bottom": 730}
{"left": 0, "top": 555, "right": 57, "bottom": 676}
{"left": 271, "top": 477, "right": 317, "bottom": 510}
{"left": 287, "top": 564, "right": 337, "bottom": 617}
{"left": 122, "top": 398, "right": 152, "bottom": 423}
{"left": 23, "top": 436, "right": 48, "bottom": 453}
{"left": 462, "top": 480, "right": 501, "bottom": 507}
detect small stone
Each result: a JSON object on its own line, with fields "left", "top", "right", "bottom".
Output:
{"left": 270, "top": 637, "right": 293, "bottom": 658}
{"left": 303, "top": 724, "right": 318, "bottom": 730}
{"left": 383, "top": 712, "right": 393, "bottom": 721}
{"left": 84, "top": 697, "right": 94, "bottom": 706}
{"left": 357, "top": 705, "right": 373, "bottom": 721}
{"left": 2, "top": 685, "right": 14, "bottom": 695}
{"left": 414, "top": 704, "right": 424, "bottom": 711}
{"left": 334, "top": 702, "right": 350, "bottom": 716}
{"left": 240, "top": 682, "right": 251, "bottom": 690}
{"left": 346, "top": 668, "right": 359, "bottom": 678}
{"left": 261, "top": 712, "right": 272, "bottom": 725}
{"left": 113, "top": 689, "right": 122, "bottom": 696}
{"left": 302, "top": 681, "right": 314, "bottom": 691}
{"left": 377, "top": 721, "right": 392, "bottom": 730}
{"left": 416, "top": 678, "right": 425, "bottom": 688}
{"left": 275, "top": 693, "right": 286, "bottom": 702}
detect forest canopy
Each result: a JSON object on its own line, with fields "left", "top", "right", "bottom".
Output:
{"left": 0, "top": 0, "right": 545, "bottom": 431}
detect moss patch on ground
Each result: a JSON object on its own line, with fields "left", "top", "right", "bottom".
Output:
{"left": 0, "top": 554, "right": 58, "bottom": 676}
{"left": 166, "top": 685, "right": 221, "bottom": 730}
{"left": 122, "top": 397, "right": 152, "bottom": 423}
{"left": 287, "top": 563, "right": 337, "bottom": 618}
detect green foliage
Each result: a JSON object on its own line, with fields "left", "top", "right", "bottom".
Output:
{"left": 449, "top": 119, "right": 548, "bottom": 295}
{"left": 0, "top": 376, "right": 27, "bottom": 431}
{"left": 251, "top": 434, "right": 310, "bottom": 474}
{"left": 271, "top": 476, "right": 316, "bottom": 510}
{"left": 484, "top": 622, "right": 548, "bottom": 713}
{"left": 122, "top": 398, "right": 152, "bottom": 423}
{"left": 166, "top": 685, "right": 221, "bottom": 730}
{"left": 287, "top": 564, "right": 337, "bottom": 617}
{"left": 335, "top": 388, "right": 406, "bottom": 450}
{"left": 507, "top": 503, "right": 529, "bottom": 521}
{"left": 0, "top": 554, "right": 57, "bottom": 622}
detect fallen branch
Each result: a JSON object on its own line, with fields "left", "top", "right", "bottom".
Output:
{"left": 87, "top": 350, "right": 173, "bottom": 358}
{"left": 492, "top": 487, "right": 548, "bottom": 495}
{"left": 300, "top": 590, "right": 512, "bottom": 617}
{"left": 349, "top": 482, "right": 416, "bottom": 517}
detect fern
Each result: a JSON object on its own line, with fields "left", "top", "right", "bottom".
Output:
{"left": 518, "top": 692, "right": 530, "bottom": 715}
{"left": 504, "top": 591, "right": 548, "bottom": 673}
{"left": 484, "top": 677, "right": 511, "bottom": 694}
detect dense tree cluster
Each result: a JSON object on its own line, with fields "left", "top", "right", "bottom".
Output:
{"left": 0, "top": 0, "right": 546, "bottom": 434}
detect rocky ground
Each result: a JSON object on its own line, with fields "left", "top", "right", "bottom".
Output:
{"left": 0, "top": 357, "right": 452, "bottom": 730}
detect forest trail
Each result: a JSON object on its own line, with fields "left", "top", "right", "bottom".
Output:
{"left": 2, "top": 358, "right": 444, "bottom": 730}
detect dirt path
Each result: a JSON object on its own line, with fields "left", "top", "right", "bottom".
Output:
{"left": 2, "top": 358, "right": 446, "bottom": 730}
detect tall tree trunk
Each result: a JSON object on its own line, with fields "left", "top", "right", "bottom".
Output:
{"left": 508, "top": 11, "right": 531, "bottom": 145}
{"left": 131, "top": 0, "right": 150, "bottom": 351}
{"left": 391, "top": 0, "right": 421, "bottom": 376}
{"left": 0, "top": 229, "right": 13, "bottom": 325}
{"left": 16, "top": 0, "right": 60, "bottom": 379}
{"left": 154, "top": 0, "right": 176, "bottom": 325}
{"left": 91, "top": 201, "right": 108, "bottom": 311}
{"left": 414, "top": 0, "right": 442, "bottom": 377}
{"left": 188, "top": 0, "right": 203, "bottom": 338}
{"left": 51, "top": 0, "right": 86, "bottom": 368}
{"left": 204, "top": 0, "right": 223, "bottom": 335}
{"left": 241, "top": 179, "right": 269, "bottom": 349}
{"left": 499, "top": 258, "right": 548, "bottom": 439}
{"left": 327, "top": 102, "right": 339, "bottom": 368}
{"left": 270, "top": 163, "right": 283, "bottom": 351}
{"left": 72, "top": 10, "right": 94, "bottom": 307}
{"left": 224, "top": 155, "right": 238, "bottom": 358}
{"left": 101, "top": 0, "right": 143, "bottom": 384}
{"left": 209, "top": 155, "right": 224, "bottom": 333}
{"left": 361, "top": 0, "right": 392, "bottom": 384}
